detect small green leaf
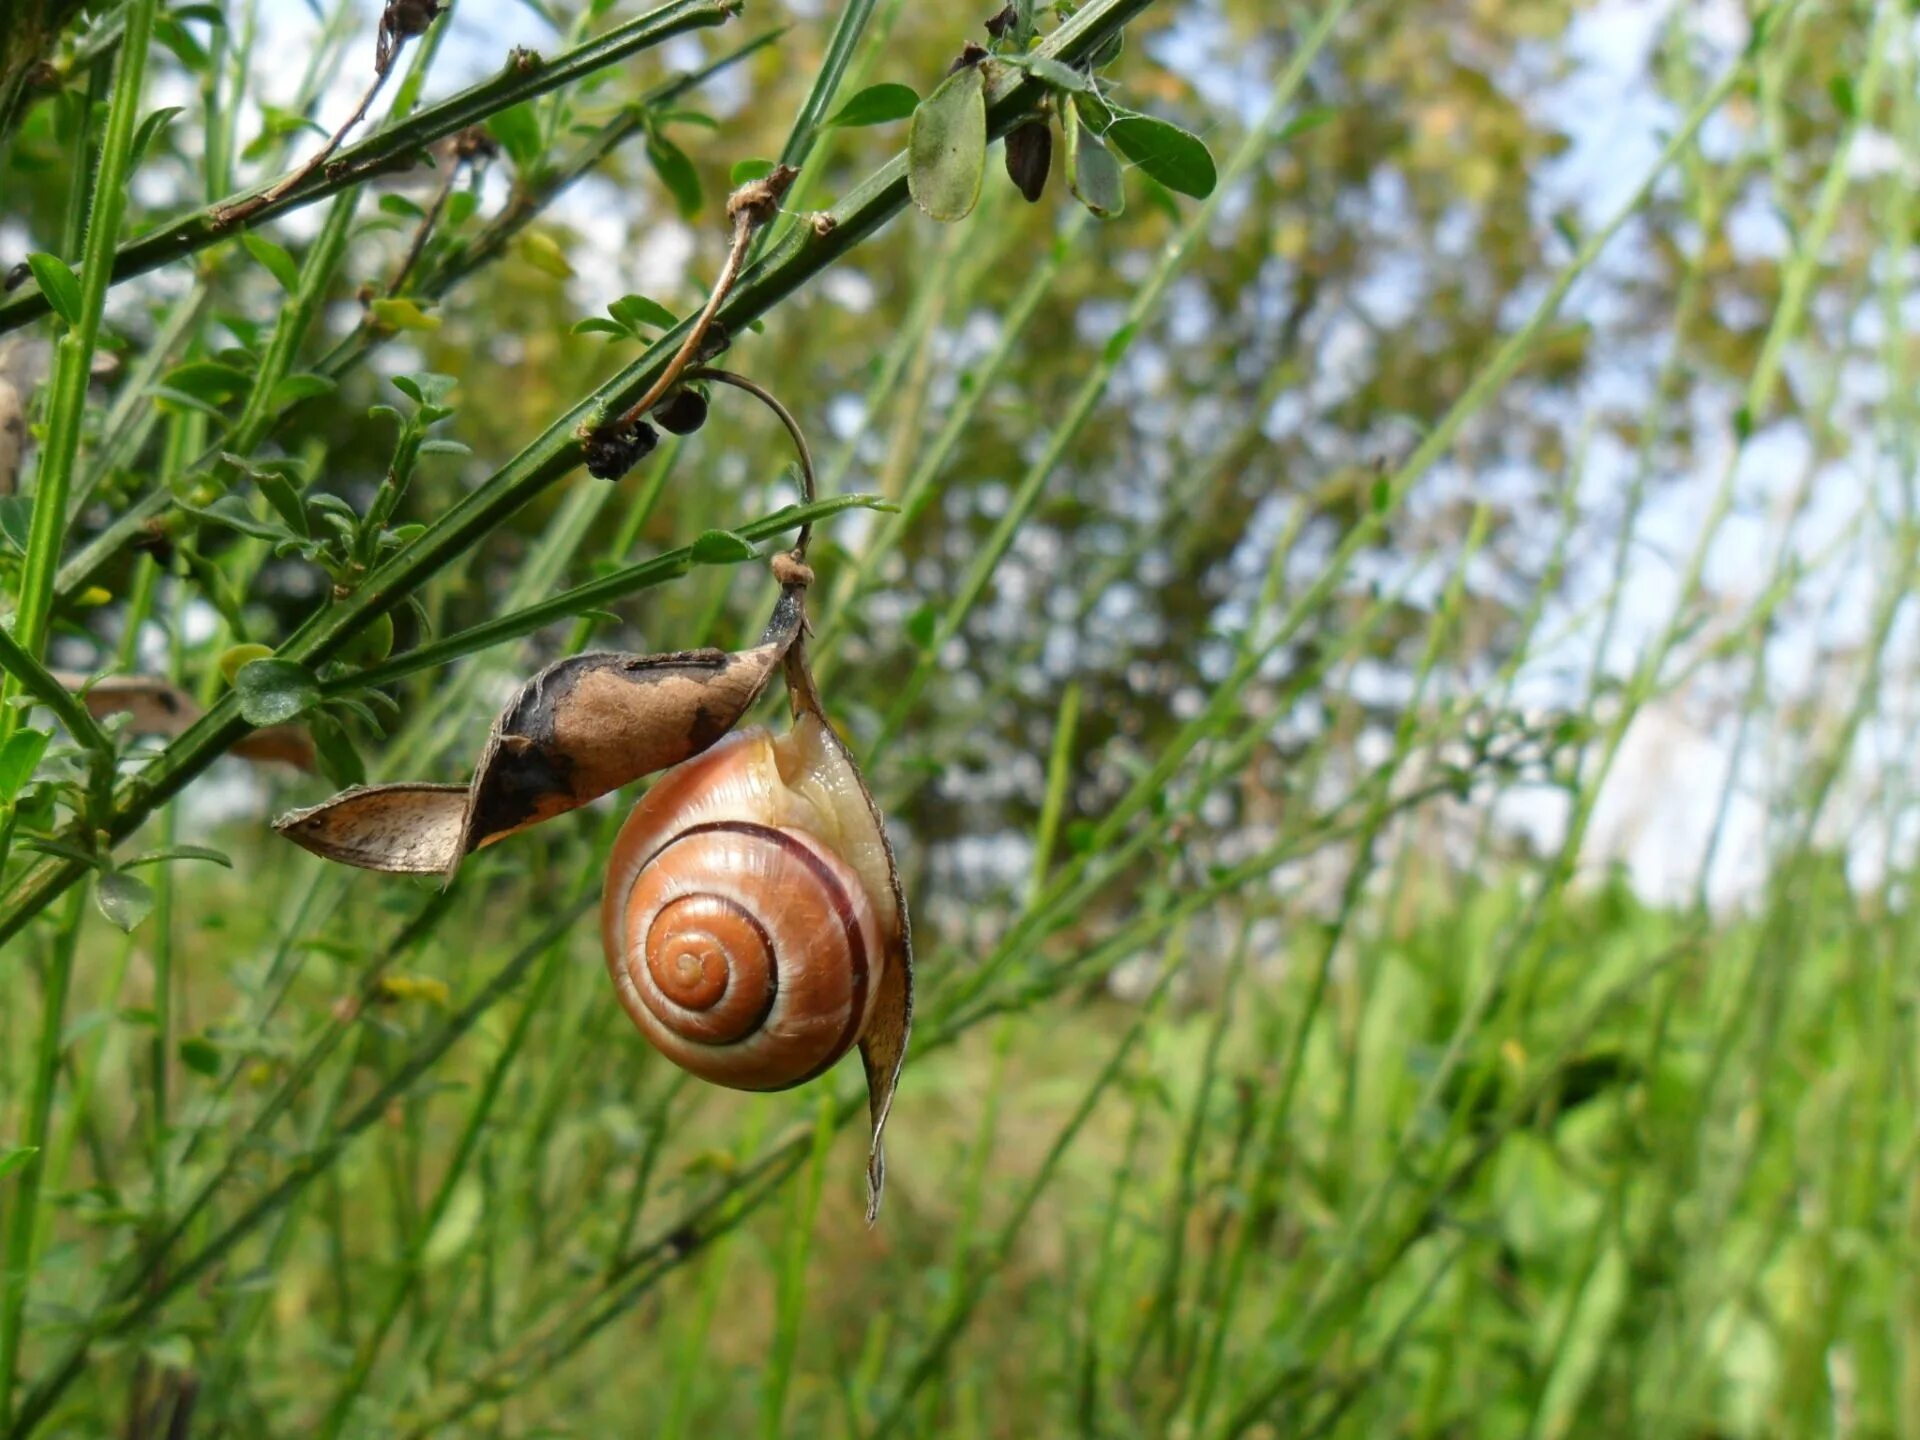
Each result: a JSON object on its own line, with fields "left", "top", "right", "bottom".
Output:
{"left": 96, "top": 871, "right": 156, "bottom": 933}
{"left": 1279, "top": 106, "right": 1338, "bottom": 141}
{"left": 1064, "top": 105, "right": 1124, "bottom": 219}
{"left": 219, "top": 642, "right": 274, "bottom": 682}
{"left": 0, "top": 1148, "right": 38, "bottom": 1183}
{"left": 570, "top": 317, "right": 628, "bottom": 338}
{"left": 690, "top": 529, "right": 756, "bottom": 564}
{"left": 368, "top": 297, "right": 441, "bottom": 331}
{"left": 1104, "top": 113, "right": 1216, "bottom": 199}
{"left": 487, "top": 102, "right": 543, "bottom": 170}
{"left": 1102, "top": 322, "right": 1139, "bottom": 366}
{"left": 825, "top": 82, "right": 920, "bottom": 128}
{"left": 0, "top": 729, "right": 51, "bottom": 801}
{"left": 423, "top": 1178, "right": 484, "bottom": 1267}
{"left": 729, "top": 157, "right": 777, "bottom": 185}
{"left": 0, "top": 496, "right": 33, "bottom": 556}
{"left": 123, "top": 844, "right": 233, "bottom": 871}
{"left": 268, "top": 372, "right": 335, "bottom": 409}
{"left": 907, "top": 64, "right": 987, "bottom": 222}
{"left": 608, "top": 294, "right": 678, "bottom": 332}
{"left": 240, "top": 232, "right": 300, "bottom": 291}
{"left": 646, "top": 133, "right": 702, "bottom": 218}
{"left": 378, "top": 192, "right": 427, "bottom": 219}
{"left": 129, "top": 106, "right": 182, "bottom": 170}
{"left": 905, "top": 603, "right": 938, "bottom": 650}
{"left": 159, "top": 359, "right": 253, "bottom": 406}
{"left": 514, "top": 233, "right": 574, "bottom": 281}
{"left": 311, "top": 714, "right": 366, "bottom": 790}
{"left": 1828, "top": 74, "right": 1856, "bottom": 119}
{"left": 234, "top": 658, "right": 320, "bottom": 726}
{"left": 1016, "top": 56, "right": 1091, "bottom": 94}
{"left": 178, "top": 1036, "right": 221, "bottom": 1077}
{"left": 26, "top": 253, "right": 81, "bottom": 326}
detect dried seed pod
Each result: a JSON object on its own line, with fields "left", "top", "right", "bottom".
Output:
{"left": 1004, "top": 120, "right": 1052, "bottom": 204}
{"left": 652, "top": 387, "right": 709, "bottom": 436}
{"left": 582, "top": 420, "right": 658, "bottom": 481}
{"left": 275, "top": 585, "right": 806, "bottom": 877}
{"left": 274, "top": 782, "right": 468, "bottom": 873}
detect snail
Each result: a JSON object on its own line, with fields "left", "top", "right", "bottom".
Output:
{"left": 275, "top": 378, "right": 912, "bottom": 1217}
{"left": 601, "top": 710, "right": 900, "bottom": 1090}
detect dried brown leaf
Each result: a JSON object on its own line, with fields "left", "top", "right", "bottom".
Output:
{"left": 57, "top": 671, "right": 317, "bottom": 771}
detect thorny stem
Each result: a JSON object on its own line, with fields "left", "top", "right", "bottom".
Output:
{"left": 215, "top": 0, "right": 443, "bottom": 226}
{"left": 385, "top": 128, "right": 493, "bottom": 295}
{"left": 685, "top": 367, "right": 818, "bottom": 561}
{"left": 589, "top": 166, "right": 796, "bottom": 443}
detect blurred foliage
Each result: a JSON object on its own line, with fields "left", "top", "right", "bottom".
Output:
{"left": 2, "top": 0, "right": 1914, "bottom": 1436}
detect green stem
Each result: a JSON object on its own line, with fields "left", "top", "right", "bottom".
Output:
{"left": 0, "top": 0, "right": 1161, "bottom": 950}
{"left": 0, "top": 889, "right": 84, "bottom": 1436}
{"left": 0, "top": 0, "right": 741, "bottom": 335}
{"left": 2, "top": 0, "right": 157, "bottom": 724}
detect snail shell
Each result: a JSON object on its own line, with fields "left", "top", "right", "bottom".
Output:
{"left": 601, "top": 713, "right": 900, "bottom": 1091}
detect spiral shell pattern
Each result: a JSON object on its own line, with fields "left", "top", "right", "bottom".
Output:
{"left": 602, "top": 730, "right": 890, "bottom": 1091}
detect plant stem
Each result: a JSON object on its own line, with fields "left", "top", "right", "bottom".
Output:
{"left": 0, "top": 0, "right": 1162, "bottom": 950}
{"left": 0, "top": 0, "right": 741, "bottom": 336}
{"left": 1, "top": 0, "right": 157, "bottom": 732}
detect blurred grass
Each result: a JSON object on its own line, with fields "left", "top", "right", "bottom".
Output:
{"left": 4, "top": 0, "right": 1920, "bottom": 1436}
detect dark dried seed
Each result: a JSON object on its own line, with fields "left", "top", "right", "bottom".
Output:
{"left": 583, "top": 421, "right": 658, "bottom": 481}
{"left": 1005, "top": 121, "right": 1052, "bottom": 204}
{"left": 653, "top": 388, "right": 709, "bottom": 436}
{"left": 947, "top": 41, "right": 989, "bottom": 75}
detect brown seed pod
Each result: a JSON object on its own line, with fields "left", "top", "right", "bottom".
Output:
{"left": 652, "top": 387, "right": 709, "bottom": 436}
{"left": 582, "top": 420, "right": 658, "bottom": 481}
{"left": 1004, "top": 120, "right": 1052, "bottom": 204}
{"left": 275, "top": 584, "right": 806, "bottom": 877}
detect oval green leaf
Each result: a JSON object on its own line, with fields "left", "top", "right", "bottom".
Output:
{"left": 647, "top": 134, "right": 703, "bottom": 219}
{"left": 691, "top": 528, "right": 756, "bottom": 564}
{"left": 609, "top": 294, "right": 678, "bottom": 332}
{"left": 907, "top": 65, "right": 987, "bottom": 222}
{"left": 241, "top": 232, "right": 301, "bottom": 291}
{"left": 96, "top": 871, "right": 156, "bottom": 933}
{"left": 825, "top": 82, "right": 920, "bottom": 129}
{"left": 1065, "top": 107, "right": 1125, "bottom": 219}
{"left": 1104, "top": 113, "right": 1217, "bottom": 199}
{"left": 235, "top": 658, "right": 320, "bottom": 726}
{"left": 26, "top": 253, "right": 81, "bottom": 326}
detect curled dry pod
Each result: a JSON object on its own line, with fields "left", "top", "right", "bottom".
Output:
{"left": 275, "top": 586, "right": 807, "bottom": 876}
{"left": 603, "top": 638, "right": 911, "bottom": 1221}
